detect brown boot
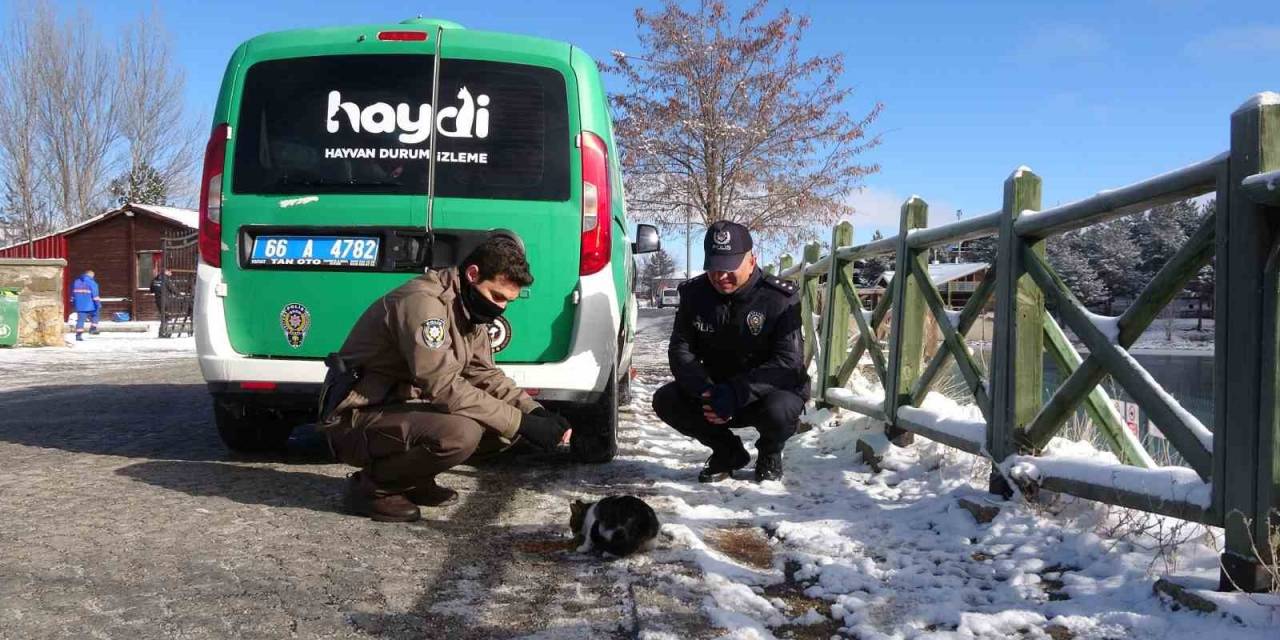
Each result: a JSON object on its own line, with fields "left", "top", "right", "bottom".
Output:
{"left": 405, "top": 476, "right": 459, "bottom": 507}
{"left": 344, "top": 472, "right": 421, "bottom": 522}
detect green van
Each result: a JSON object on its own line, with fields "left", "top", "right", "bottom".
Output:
{"left": 194, "top": 18, "right": 659, "bottom": 462}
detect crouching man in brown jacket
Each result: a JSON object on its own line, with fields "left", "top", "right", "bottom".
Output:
{"left": 320, "top": 235, "right": 570, "bottom": 522}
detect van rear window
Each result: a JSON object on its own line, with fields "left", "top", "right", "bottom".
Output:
{"left": 232, "top": 55, "right": 570, "bottom": 200}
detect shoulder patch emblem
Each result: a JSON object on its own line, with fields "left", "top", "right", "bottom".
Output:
{"left": 746, "top": 310, "right": 766, "bottom": 336}
{"left": 421, "top": 318, "right": 447, "bottom": 349}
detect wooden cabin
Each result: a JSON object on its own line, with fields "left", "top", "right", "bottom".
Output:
{"left": 0, "top": 203, "right": 198, "bottom": 322}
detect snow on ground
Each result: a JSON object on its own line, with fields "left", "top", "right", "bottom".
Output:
{"left": 594, "top": 312, "right": 1279, "bottom": 639}
{"left": 1095, "top": 318, "right": 1213, "bottom": 352}
{"left": 2, "top": 309, "right": 1275, "bottom": 638}
{"left": 0, "top": 322, "right": 194, "bottom": 389}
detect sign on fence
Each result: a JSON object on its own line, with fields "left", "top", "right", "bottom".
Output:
{"left": 1112, "top": 400, "right": 1140, "bottom": 437}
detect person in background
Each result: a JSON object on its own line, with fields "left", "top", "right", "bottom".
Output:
{"left": 652, "top": 221, "right": 809, "bottom": 483}
{"left": 150, "top": 268, "right": 178, "bottom": 316}
{"left": 70, "top": 269, "right": 101, "bottom": 342}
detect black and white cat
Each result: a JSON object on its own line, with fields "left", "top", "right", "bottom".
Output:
{"left": 569, "top": 495, "right": 660, "bottom": 557}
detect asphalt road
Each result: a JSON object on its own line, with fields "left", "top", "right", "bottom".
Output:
{"left": 0, "top": 309, "right": 713, "bottom": 639}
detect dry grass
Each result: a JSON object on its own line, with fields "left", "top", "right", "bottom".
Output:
{"left": 763, "top": 561, "right": 844, "bottom": 640}
{"left": 705, "top": 526, "right": 774, "bottom": 569}
{"left": 1215, "top": 510, "right": 1280, "bottom": 594}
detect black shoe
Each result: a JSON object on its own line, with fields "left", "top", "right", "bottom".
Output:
{"left": 344, "top": 472, "right": 421, "bottom": 522}
{"left": 755, "top": 452, "right": 783, "bottom": 482}
{"left": 697, "top": 447, "right": 751, "bottom": 483}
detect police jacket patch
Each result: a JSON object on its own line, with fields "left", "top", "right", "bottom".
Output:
{"left": 421, "top": 318, "right": 447, "bottom": 349}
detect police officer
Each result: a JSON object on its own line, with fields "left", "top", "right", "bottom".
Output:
{"left": 70, "top": 269, "right": 101, "bottom": 341}
{"left": 149, "top": 268, "right": 178, "bottom": 316}
{"left": 652, "top": 221, "right": 808, "bottom": 483}
{"left": 320, "top": 234, "right": 571, "bottom": 522}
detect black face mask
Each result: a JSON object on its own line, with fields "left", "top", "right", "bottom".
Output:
{"left": 461, "top": 277, "right": 506, "bottom": 325}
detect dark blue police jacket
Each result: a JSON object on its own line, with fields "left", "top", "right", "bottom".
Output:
{"left": 668, "top": 268, "right": 810, "bottom": 406}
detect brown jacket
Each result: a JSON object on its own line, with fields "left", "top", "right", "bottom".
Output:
{"left": 330, "top": 268, "right": 538, "bottom": 438}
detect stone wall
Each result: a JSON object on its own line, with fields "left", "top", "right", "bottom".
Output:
{"left": 0, "top": 258, "right": 66, "bottom": 347}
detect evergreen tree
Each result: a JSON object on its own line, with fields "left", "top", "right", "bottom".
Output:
{"left": 108, "top": 163, "right": 168, "bottom": 206}
{"left": 961, "top": 236, "right": 998, "bottom": 264}
{"left": 641, "top": 248, "right": 677, "bottom": 297}
{"left": 1080, "top": 219, "right": 1141, "bottom": 313}
{"left": 1124, "top": 198, "right": 1213, "bottom": 323}
{"left": 858, "top": 229, "right": 893, "bottom": 287}
{"left": 1048, "top": 230, "right": 1108, "bottom": 310}
{"left": 1130, "top": 200, "right": 1198, "bottom": 278}
{"left": 1186, "top": 200, "right": 1215, "bottom": 331}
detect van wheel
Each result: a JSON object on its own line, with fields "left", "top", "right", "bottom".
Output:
{"left": 570, "top": 366, "right": 618, "bottom": 463}
{"left": 214, "top": 400, "right": 293, "bottom": 453}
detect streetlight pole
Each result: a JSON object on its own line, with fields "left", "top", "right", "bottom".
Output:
{"left": 685, "top": 206, "right": 691, "bottom": 279}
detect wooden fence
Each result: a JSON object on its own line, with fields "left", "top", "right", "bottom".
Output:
{"left": 775, "top": 92, "right": 1280, "bottom": 592}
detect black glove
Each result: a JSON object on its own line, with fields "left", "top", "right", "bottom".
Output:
{"left": 518, "top": 412, "right": 567, "bottom": 451}
{"left": 532, "top": 406, "right": 572, "bottom": 432}
{"left": 707, "top": 384, "right": 738, "bottom": 420}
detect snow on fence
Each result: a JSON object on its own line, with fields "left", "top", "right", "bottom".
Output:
{"left": 773, "top": 92, "right": 1280, "bottom": 593}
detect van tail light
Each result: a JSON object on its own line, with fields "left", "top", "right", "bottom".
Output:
{"left": 198, "top": 123, "right": 230, "bottom": 268}
{"left": 579, "top": 131, "right": 611, "bottom": 276}
{"left": 377, "top": 31, "right": 428, "bottom": 41}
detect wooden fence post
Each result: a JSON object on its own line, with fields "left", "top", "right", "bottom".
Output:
{"left": 802, "top": 242, "right": 823, "bottom": 369}
{"left": 884, "top": 197, "right": 929, "bottom": 443}
{"left": 1217, "top": 93, "right": 1280, "bottom": 592}
{"left": 817, "top": 222, "right": 854, "bottom": 406}
{"left": 988, "top": 167, "right": 1044, "bottom": 497}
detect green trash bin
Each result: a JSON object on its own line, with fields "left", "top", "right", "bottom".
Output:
{"left": 0, "top": 288, "right": 19, "bottom": 347}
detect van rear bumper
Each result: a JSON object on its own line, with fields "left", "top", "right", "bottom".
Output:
{"left": 196, "top": 263, "right": 619, "bottom": 405}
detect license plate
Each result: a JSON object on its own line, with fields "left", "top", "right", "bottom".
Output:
{"left": 249, "top": 235, "right": 381, "bottom": 268}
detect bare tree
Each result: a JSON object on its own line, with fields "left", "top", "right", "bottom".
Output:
{"left": 609, "top": 0, "right": 882, "bottom": 244}
{"left": 0, "top": 1, "right": 197, "bottom": 232}
{"left": 116, "top": 8, "right": 198, "bottom": 205}
{"left": 0, "top": 2, "right": 54, "bottom": 248}
{"left": 30, "top": 1, "right": 121, "bottom": 226}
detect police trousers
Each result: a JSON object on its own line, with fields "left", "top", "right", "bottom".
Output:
{"left": 327, "top": 404, "right": 484, "bottom": 493}
{"left": 652, "top": 382, "right": 805, "bottom": 455}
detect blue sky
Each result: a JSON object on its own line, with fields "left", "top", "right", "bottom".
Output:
{"left": 26, "top": 0, "right": 1280, "bottom": 268}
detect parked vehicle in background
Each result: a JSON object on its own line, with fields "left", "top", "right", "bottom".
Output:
{"left": 658, "top": 288, "right": 679, "bottom": 308}
{"left": 194, "top": 18, "right": 659, "bottom": 462}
